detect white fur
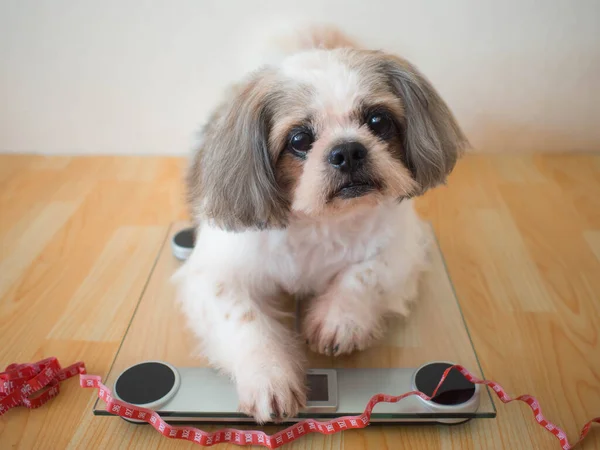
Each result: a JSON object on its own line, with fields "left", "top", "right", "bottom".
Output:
{"left": 173, "top": 199, "right": 430, "bottom": 423}
{"left": 282, "top": 50, "right": 364, "bottom": 113}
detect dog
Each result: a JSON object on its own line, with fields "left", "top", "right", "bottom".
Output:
{"left": 173, "top": 25, "right": 467, "bottom": 424}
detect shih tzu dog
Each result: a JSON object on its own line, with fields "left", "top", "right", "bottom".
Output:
{"left": 174, "top": 25, "right": 467, "bottom": 423}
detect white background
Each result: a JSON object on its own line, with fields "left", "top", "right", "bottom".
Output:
{"left": 1, "top": 0, "right": 599, "bottom": 155}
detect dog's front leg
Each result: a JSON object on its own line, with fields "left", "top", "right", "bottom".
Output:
{"left": 302, "top": 257, "right": 420, "bottom": 356}
{"left": 176, "top": 272, "right": 306, "bottom": 423}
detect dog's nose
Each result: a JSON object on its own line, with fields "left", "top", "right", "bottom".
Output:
{"left": 328, "top": 142, "right": 367, "bottom": 173}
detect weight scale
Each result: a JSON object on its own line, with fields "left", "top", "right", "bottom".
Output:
{"left": 93, "top": 222, "right": 496, "bottom": 425}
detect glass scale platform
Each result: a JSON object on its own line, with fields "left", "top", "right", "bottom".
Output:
{"left": 93, "top": 222, "right": 496, "bottom": 423}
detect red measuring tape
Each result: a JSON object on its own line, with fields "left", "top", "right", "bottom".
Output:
{"left": 1, "top": 357, "right": 598, "bottom": 449}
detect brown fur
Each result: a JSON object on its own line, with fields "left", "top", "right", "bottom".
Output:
{"left": 291, "top": 106, "right": 418, "bottom": 216}
{"left": 275, "top": 152, "right": 304, "bottom": 201}
{"left": 240, "top": 310, "right": 257, "bottom": 323}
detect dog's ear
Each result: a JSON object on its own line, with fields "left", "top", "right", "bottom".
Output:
{"left": 378, "top": 54, "right": 468, "bottom": 193}
{"left": 187, "top": 71, "right": 288, "bottom": 231}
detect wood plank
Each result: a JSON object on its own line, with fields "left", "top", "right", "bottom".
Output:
{"left": 47, "top": 226, "right": 166, "bottom": 342}
{"left": 0, "top": 201, "right": 79, "bottom": 299}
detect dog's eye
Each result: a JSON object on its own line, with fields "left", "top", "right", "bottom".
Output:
{"left": 367, "top": 113, "right": 393, "bottom": 137}
{"left": 289, "top": 132, "right": 313, "bottom": 153}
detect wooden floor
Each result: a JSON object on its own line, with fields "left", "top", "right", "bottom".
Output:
{"left": 0, "top": 154, "right": 598, "bottom": 449}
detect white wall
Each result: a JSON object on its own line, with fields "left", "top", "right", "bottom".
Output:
{"left": 1, "top": 0, "right": 599, "bottom": 155}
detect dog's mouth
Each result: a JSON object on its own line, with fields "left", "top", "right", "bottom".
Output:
{"left": 330, "top": 180, "right": 380, "bottom": 201}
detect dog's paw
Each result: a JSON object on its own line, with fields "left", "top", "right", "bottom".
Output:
{"left": 236, "top": 364, "right": 306, "bottom": 424}
{"left": 302, "top": 298, "right": 384, "bottom": 356}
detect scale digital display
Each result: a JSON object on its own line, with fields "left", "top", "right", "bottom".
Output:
{"left": 307, "top": 374, "right": 329, "bottom": 402}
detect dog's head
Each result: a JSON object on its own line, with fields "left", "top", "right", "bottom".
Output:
{"left": 188, "top": 48, "right": 467, "bottom": 231}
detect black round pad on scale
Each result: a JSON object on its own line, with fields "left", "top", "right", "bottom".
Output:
{"left": 115, "top": 362, "right": 177, "bottom": 406}
{"left": 171, "top": 227, "right": 196, "bottom": 261}
{"left": 173, "top": 228, "right": 195, "bottom": 249}
{"left": 414, "top": 362, "right": 476, "bottom": 406}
